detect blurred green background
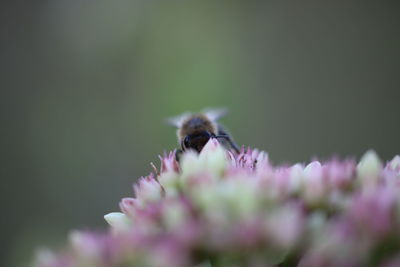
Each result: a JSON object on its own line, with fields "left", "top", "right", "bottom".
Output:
{"left": 1, "top": 1, "right": 399, "bottom": 266}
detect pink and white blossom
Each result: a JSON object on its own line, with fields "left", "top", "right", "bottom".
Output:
{"left": 34, "top": 141, "right": 400, "bottom": 267}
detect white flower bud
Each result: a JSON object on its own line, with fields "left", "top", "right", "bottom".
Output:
{"left": 199, "top": 139, "right": 227, "bottom": 176}
{"left": 357, "top": 150, "right": 382, "bottom": 185}
{"left": 104, "top": 212, "right": 130, "bottom": 231}
{"left": 389, "top": 155, "right": 400, "bottom": 170}
{"left": 135, "top": 177, "right": 164, "bottom": 205}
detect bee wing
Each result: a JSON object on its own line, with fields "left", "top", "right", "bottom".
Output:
{"left": 203, "top": 107, "right": 228, "bottom": 121}
{"left": 166, "top": 112, "right": 191, "bottom": 128}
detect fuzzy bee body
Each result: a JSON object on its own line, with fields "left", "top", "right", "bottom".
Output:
{"left": 168, "top": 109, "right": 240, "bottom": 158}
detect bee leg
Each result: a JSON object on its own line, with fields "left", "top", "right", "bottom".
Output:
{"left": 215, "top": 135, "right": 240, "bottom": 153}
{"left": 217, "top": 127, "right": 240, "bottom": 154}
{"left": 222, "top": 135, "right": 240, "bottom": 154}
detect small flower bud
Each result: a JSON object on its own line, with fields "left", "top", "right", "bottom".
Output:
{"left": 134, "top": 176, "right": 164, "bottom": 206}
{"left": 104, "top": 212, "right": 131, "bottom": 231}
{"left": 357, "top": 150, "right": 382, "bottom": 186}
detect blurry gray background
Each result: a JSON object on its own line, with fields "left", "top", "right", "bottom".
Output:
{"left": 1, "top": 1, "right": 399, "bottom": 266}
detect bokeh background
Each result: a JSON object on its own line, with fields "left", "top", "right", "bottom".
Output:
{"left": 1, "top": 1, "right": 400, "bottom": 266}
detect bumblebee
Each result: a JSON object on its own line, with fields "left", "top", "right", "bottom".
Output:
{"left": 168, "top": 108, "right": 240, "bottom": 158}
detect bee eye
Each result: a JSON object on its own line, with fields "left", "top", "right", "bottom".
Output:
{"left": 183, "top": 136, "right": 190, "bottom": 149}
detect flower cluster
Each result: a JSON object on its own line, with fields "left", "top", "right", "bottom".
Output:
{"left": 35, "top": 140, "right": 400, "bottom": 267}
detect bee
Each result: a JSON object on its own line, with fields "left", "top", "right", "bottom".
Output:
{"left": 167, "top": 108, "right": 240, "bottom": 159}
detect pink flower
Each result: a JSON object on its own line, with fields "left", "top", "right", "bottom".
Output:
{"left": 133, "top": 174, "right": 164, "bottom": 206}
{"left": 34, "top": 141, "right": 400, "bottom": 267}
{"left": 323, "top": 159, "right": 356, "bottom": 189}
{"left": 383, "top": 155, "right": 400, "bottom": 187}
{"left": 159, "top": 151, "right": 180, "bottom": 173}
{"left": 347, "top": 187, "right": 396, "bottom": 236}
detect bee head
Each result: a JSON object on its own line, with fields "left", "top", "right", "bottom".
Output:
{"left": 167, "top": 108, "right": 230, "bottom": 153}
{"left": 182, "top": 130, "right": 215, "bottom": 153}
{"left": 177, "top": 114, "right": 218, "bottom": 153}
